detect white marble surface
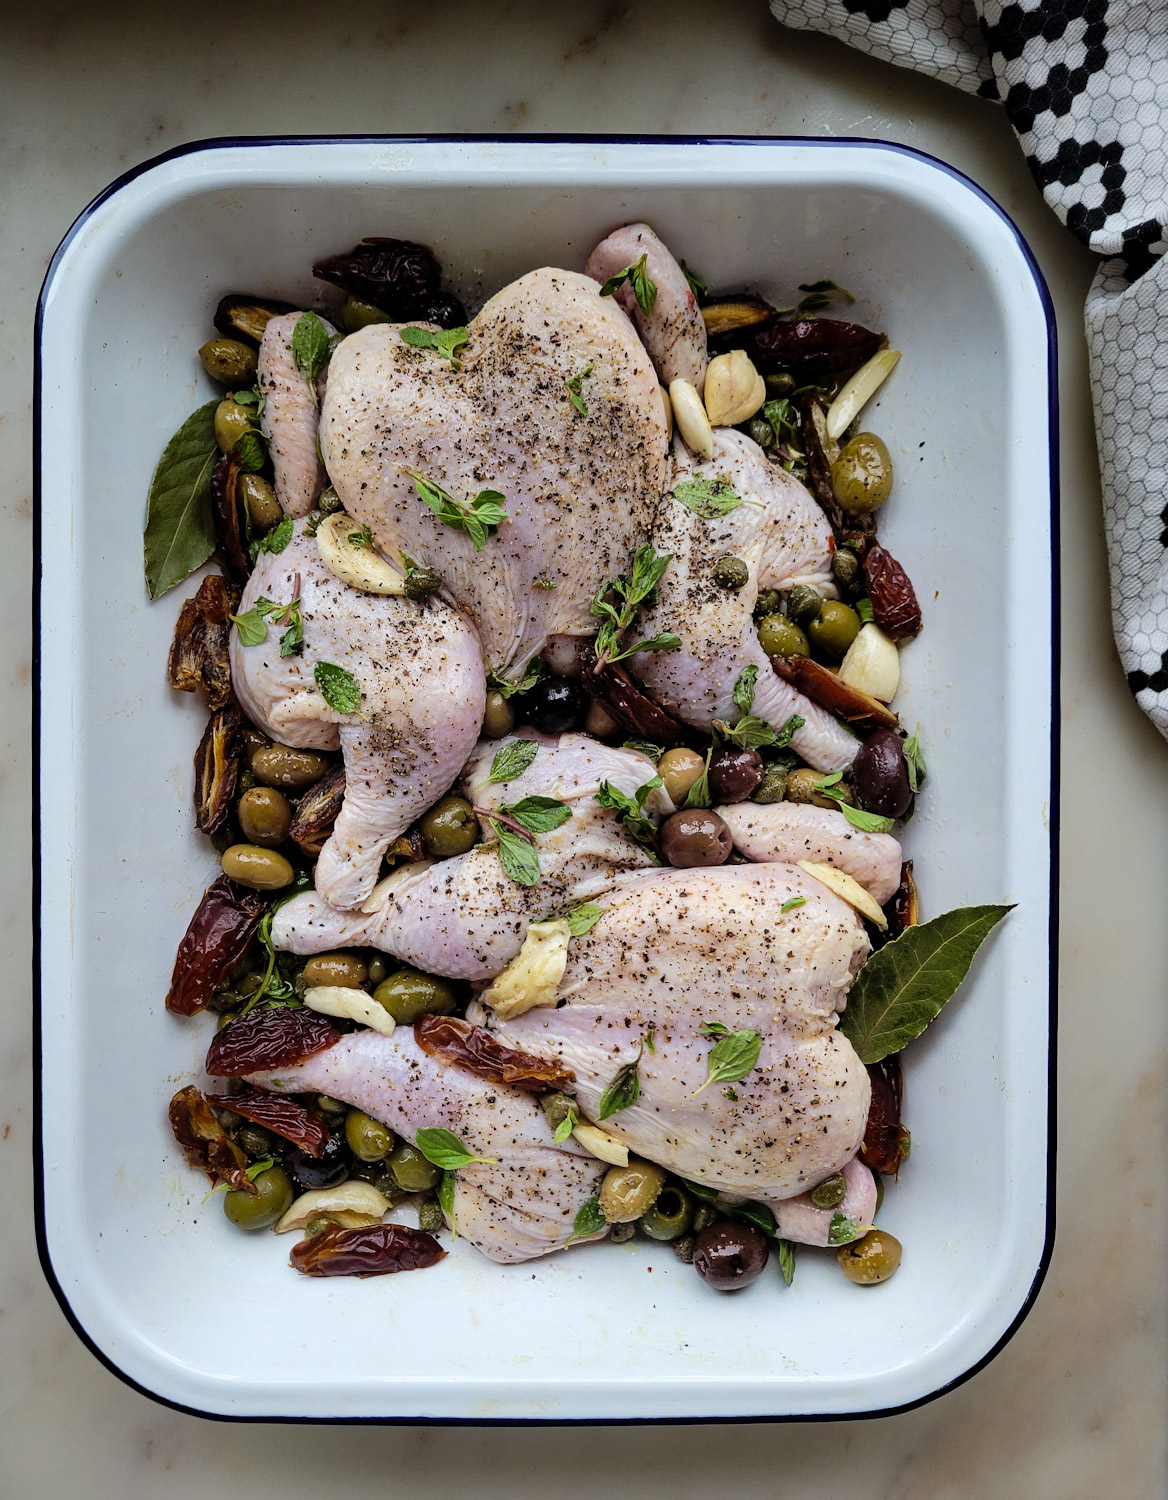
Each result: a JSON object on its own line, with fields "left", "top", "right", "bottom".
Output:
{"left": 3, "top": 1, "right": 1166, "bottom": 1493}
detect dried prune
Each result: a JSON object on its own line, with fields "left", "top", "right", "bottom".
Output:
{"left": 415, "top": 1014, "right": 575, "bottom": 1093}
{"left": 209, "top": 1085, "right": 329, "bottom": 1156}
{"left": 290, "top": 1221, "right": 446, "bottom": 1278}
{"left": 287, "top": 762, "right": 346, "bottom": 855}
{"left": 417, "top": 292, "right": 467, "bottom": 330}
{"left": 883, "top": 859, "right": 919, "bottom": 939}
{"left": 312, "top": 238, "right": 442, "bottom": 318}
{"left": 206, "top": 1005, "right": 342, "bottom": 1077}
{"left": 166, "top": 875, "right": 266, "bottom": 1016}
{"left": 863, "top": 544, "right": 922, "bottom": 640}
{"left": 168, "top": 1084, "right": 253, "bottom": 1190}
{"left": 214, "top": 293, "right": 297, "bottom": 347}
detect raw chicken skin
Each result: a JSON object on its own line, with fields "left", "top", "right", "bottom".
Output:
{"left": 229, "top": 520, "right": 485, "bottom": 909}
{"left": 320, "top": 267, "right": 668, "bottom": 681}
{"left": 247, "top": 1028, "right": 606, "bottom": 1264}
{"left": 637, "top": 430, "right": 861, "bottom": 771}
{"left": 478, "top": 862, "right": 872, "bottom": 1200}
{"left": 584, "top": 222, "right": 708, "bottom": 393}
{"left": 258, "top": 311, "right": 335, "bottom": 517}
{"left": 718, "top": 802, "right": 903, "bottom": 905}
{"left": 273, "top": 733, "right": 666, "bottom": 977}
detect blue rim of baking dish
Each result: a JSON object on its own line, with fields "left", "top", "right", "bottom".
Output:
{"left": 32, "top": 133, "right": 1060, "bottom": 1426}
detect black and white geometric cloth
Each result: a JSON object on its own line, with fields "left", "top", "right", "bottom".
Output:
{"left": 770, "top": 0, "right": 1168, "bottom": 735}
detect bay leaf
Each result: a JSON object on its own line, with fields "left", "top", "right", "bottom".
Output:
{"left": 143, "top": 399, "right": 220, "bottom": 599}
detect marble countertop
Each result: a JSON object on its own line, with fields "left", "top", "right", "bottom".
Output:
{"left": 3, "top": 1, "right": 1165, "bottom": 1493}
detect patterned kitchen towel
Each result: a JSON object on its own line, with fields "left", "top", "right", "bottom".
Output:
{"left": 770, "top": 0, "right": 1168, "bottom": 735}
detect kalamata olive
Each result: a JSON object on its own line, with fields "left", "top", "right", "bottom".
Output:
{"left": 525, "top": 677, "right": 585, "bottom": 734}
{"left": 692, "top": 1221, "right": 770, "bottom": 1290}
{"left": 708, "top": 745, "right": 764, "bottom": 803}
{"left": 852, "top": 729, "right": 911, "bottom": 818}
{"left": 418, "top": 292, "right": 467, "bottom": 329}
{"left": 286, "top": 1131, "right": 351, "bottom": 1192}
{"left": 659, "top": 809, "right": 732, "bottom": 868}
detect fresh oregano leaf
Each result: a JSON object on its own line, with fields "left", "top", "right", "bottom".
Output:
{"left": 699, "top": 1020, "right": 731, "bottom": 1038}
{"left": 781, "top": 897, "right": 806, "bottom": 913}
{"left": 693, "top": 1027, "right": 762, "bottom": 1095}
{"left": 399, "top": 324, "right": 469, "bottom": 371}
{"left": 143, "top": 399, "right": 219, "bottom": 599}
{"left": 250, "top": 514, "right": 293, "bottom": 560}
{"left": 571, "top": 1196, "right": 607, "bottom": 1241}
{"left": 839, "top": 904, "right": 1014, "bottom": 1064}
{"left": 553, "top": 1107, "right": 579, "bottom": 1145}
{"left": 291, "top": 311, "right": 330, "bottom": 401}
{"left": 565, "top": 903, "right": 604, "bottom": 937}
{"left": 828, "top": 1212, "right": 860, "bottom": 1246}
{"left": 776, "top": 1238, "right": 796, "bottom": 1286}
{"left": 596, "top": 777, "right": 661, "bottom": 852}
{"left": 598, "top": 253, "right": 657, "bottom": 315}
{"left": 682, "top": 748, "right": 713, "bottom": 810}
{"left": 414, "top": 1127, "right": 495, "bottom": 1170}
{"left": 733, "top": 665, "right": 758, "bottom": 715}
{"left": 314, "top": 660, "right": 364, "bottom": 715}
{"left": 491, "top": 821, "right": 542, "bottom": 887}
{"left": 903, "top": 726, "right": 926, "bottom": 794}
{"left": 565, "top": 360, "right": 594, "bottom": 415}
{"left": 488, "top": 739, "right": 539, "bottom": 784}
{"left": 672, "top": 476, "right": 744, "bottom": 519}
{"left": 487, "top": 658, "right": 543, "bottom": 700}
{"left": 681, "top": 261, "right": 707, "bottom": 299}
{"left": 597, "top": 1050, "right": 641, "bottom": 1120}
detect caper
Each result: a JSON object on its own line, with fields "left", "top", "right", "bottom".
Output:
{"left": 692, "top": 1202, "right": 718, "bottom": 1235}
{"left": 341, "top": 295, "right": 394, "bottom": 333}
{"left": 810, "top": 1173, "right": 847, "bottom": 1209}
{"left": 345, "top": 1109, "right": 394, "bottom": 1162}
{"left": 199, "top": 338, "right": 258, "bottom": 388}
{"left": 639, "top": 1185, "right": 694, "bottom": 1242}
{"left": 830, "top": 546, "right": 863, "bottom": 597}
{"left": 746, "top": 416, "right": 774, "bottom": 449}
{"left": 831, "top": 433, "right": 893, "bottom": 515}
{"left": 315, "top": 1094, "right": 349, "bottom": 1125}
{"left": 482, "top": 691, "right": 517, "bottom": 740}
{"left": 372, "top": 967, "right": 458, "bottom": 1025}
{"left": 240, "top": 473, "right": 282, "bottom": 531}
{"left": 765, "top": 372, "right": 795, "bottom": 395}
{"left": 214, "top": 398, "right": 253, "bottom": 452}
{"left": 237, "top": 785, "right": 292, "bottom": 847}
{"left": 712, "top": 555, "right": 749, "bottom": 592}
{"left": 752, "top": 763, "right": 788, "bottom": 804}
{"left": 404, "top": 564, "right": 443, "bottom": 601}
{"left": 214, "top": 1106, "right": 239, "bottom": 1132}
{"left": 302, "top": 952, "right": 368, "bottom": 989}
{"left": 539, "top": 1091, "right": 576, "bottom": 1132}
{"left": 418, "top": 1197, "right": 446, "bottom": 1233}
{"left": 389, "top": 1141, "right": 442, "bottom": 1193}
{"left": 250, "top": 744, "right": 332, "bottom": 790}
{"left": 753, "top": 588, "right": 783, "bottom": 621}
{"left": 418, "top": 794, "right": 480, "bottom": 859}
{"left": 222, "top": 1164, "right": 293, "bottom": 1232}
{"left": 318, "top": 486, "right": 343, "bottom": 516}
{"left": 657, "top": 747, "right": 705, "bottom": 805}
{"left": 807, "top": 599, "right": 862, "bottom": 661}
{"left": 216, "top": 1009, "right": 240, "bottom": 1031}
{"left": 237, "top": 1123, "right": 276, "bottom": 1160}
{"left": 786, "top": 584, "right": 824, "bottom": 629}
{"left": 221, "top": 843, "right": 294, "bottom": 891}
{"left": 784, "top": 766, "right": 851, "bottom": 810}
{"left": 756, "top": 614, "right": 808, "bottom": 659}
{"left": 598, "top": 1159, "right": 667, "bottom": 1224}
{"left": 838, "top": 1228, "right": 902, "bottom": 1284}
{"left": 367, "top": 956, "right": 388, "bottom": 985}
{"left": 207, "top": 986, "right": 242, "bottom": 1014}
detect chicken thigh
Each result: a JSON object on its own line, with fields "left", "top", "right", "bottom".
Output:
{"left": 230, "top": 519, "right": 485, "bottom": 909}
{"left": 320, "top": 267, "right": 669, "bottom": 681}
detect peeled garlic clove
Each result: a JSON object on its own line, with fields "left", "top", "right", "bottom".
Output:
{"left": 658, "top": 383, "right": 673, "bottom": 442}
{"left": 360, "top": 859, "right": 435, "bottom": 914}
{"left": 826, "top": 349, "right": 901, "bottom": 442}
{"left": 316, "top": 512, "right": 406, "bottom": 595}
{"left": 275, "top": 1181, "right": 392, "bottom": 1234}
{"left": 669, "top": 377, "right": 714, "bottom": 460}
{"left": 304, "top": 984, "right": 396, "bottom": 1036}
{"left": 797, "top": 860, "right": 887, "bottom": 929}
{"left": 479, "top": 919, "right": 570, "bottom": 1020}
{"left": 572, "top": 1123, "right": 630, "bottom": 1167}
{"left": 838, "top": 623, "right": 900, "bottom": 703}
{"left": 703, "top": 349, "right": 767, "bottom": 427}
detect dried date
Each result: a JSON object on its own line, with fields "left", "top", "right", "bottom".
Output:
{"left": 287, "top": 762, "right": 346, "bottom": 855}
{"left": 209, "top": 1085, "right": 329, "bottom": 1156}
{"left": 167, "top": 573, "right": 240, "bottom": 710}
{"left": 194, "top": 703, "right": 243, "bottom": 834}
{"left": 206, "top": 1004, "right": 341, "bottom": 1077}
{"left": 290, "top": 1222, "right": 447, "bottom": 1278}
{"left": 754, "top": 316, "right": 884, "bottom": 380}
{"left": 883, "top": 859, "right": 919, "bottom": 939}
{"left": 583, "top": 650, "right": 690, "bottom": 748}
{"left": 415, "top": 1015, "right": 575, "bottom": 1093}
{"left": 168, "top": 1084, "right": 254, "bottom": 1191}
{"left": 860, "top": 1056, "right": 910, "bottom": 1177}
{"left": 863, "top": 545, "right": 922, "bottom": 641}
{"left": 312, "top": 238, "right": 442, "bottom": 317}
{"left": 771, "top": 654, "right": 898, "bottom": 733}
{"left": 210, "top": 450, "right": 250, "bottom": 583}
{"left": 166, "top": 875, "right": 266, "bottom": 1016}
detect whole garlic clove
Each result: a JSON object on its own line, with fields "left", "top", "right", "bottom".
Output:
{"left": 669, "top": 377, "right": 714, "bottom": 460}
{"left": 316, "top": 512, "right": 407, "bottom": 595}
{"left": 703, "top": 349, "right": 767, "bottom": 428}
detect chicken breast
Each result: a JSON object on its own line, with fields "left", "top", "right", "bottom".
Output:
{"left": 320, "top": 267, "right": 669, "bottom": 681}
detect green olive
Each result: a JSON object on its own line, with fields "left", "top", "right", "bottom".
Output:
{"left": 756, "top": 614, "right": 808, "bottom": 659}
{"left": 345, "top": 1109, "right": 394, "bottom": 1162}
{"left": 250, "top": 744, "right": 332, "bottom": 790}
{"left": 482, "top": 691, "right": 517, "bottom": 739}
{"left": 752, "top": 764, "right": 788, "bottom": 804}
{"left": 753, "top": 588, "right": 783, "bottom": 621}
{"left": 830, "top": 547, "right": 863, "bottom": 597}
{"left": 240, "top": 473, "right": 282, "bottom": 531}
{"left": 302, "top": 952, "right": 368, "bottom": 989}
{"left": 831, "top": 433, "right": 893, "bottom": 515}
{"left": 639, "top": 1185, "right": 694, "bottom": 1241}
{"left": 237, "top": 786, "right": 292, "bottom": 847}
{"left": 598, "top": 1158, "right": 667, "bottom": 1224}
{"left": 785, "top": 585, "right": 824, "bottom": 629}
{"left": 214, "top": 398, "right": 253, "bottom": 452}
{"left": 315, "top": 1094, "right": 349, "bottom": 1125}
{"left": 216, "top": 1009, "right": 240, "bottom": 1031}
{"left": 199, "top": 338, "right": 258, "bottom": 388}
{"left": 417, "top": 1197, "right": 445, "bottom": 1233}
{"left": 222, "top": 1164, "right": 293, "bottom": 1231}
{"left": 341, "top": 295, "right": 394, "bottom": 333}
{"left": 372, "top": 967, "right": 458, "bottom": 1025}
{"left": 389, "top": 1141, "right": 442, "bottom": 1193}
{"left": 367, "top": 956, "right": 388, "bottom": 985}
{"left": 418, "top": 794, "right": 480, "bottom": 859}
{"left": 221, "top": 843, "right": 294, "bottom": 891}
{"left": 784, "top": 766, "right": 851, "bottom": 810}
{"left": 874, "top": 1173, "right": 885, "bottom": 1215}
{"left": 657, "top": 747, "right": 705, "bottom": 805}
{"left": 237, "top": 1123, "right": 276, "bottom": 1160}
{"left": 810, "top": 1172, "right": 847, "bottom": 1209}
{"left": 807, "top": 600, "right": 862, "bottom": 661}
{"left": 746, "top": 416, "right": 774, "bottom": 449}
{"left": 838, "top": 1228, "right": 902, "bottom": 1284}
{"left": 712, "top": 555, "right": 749, "bottom": 592}
{"left": 584, "top": 700, "right": 620, "bottom": 738}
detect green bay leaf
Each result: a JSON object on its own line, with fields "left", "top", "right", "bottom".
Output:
{"left": 143, "top": 399, "right": 219, "bottom": 599}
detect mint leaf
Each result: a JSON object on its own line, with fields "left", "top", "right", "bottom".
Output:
{"left": 681, "top": 261, "right": 707, "bottom": 299}
{"left": 672, "top": 476, "right": 744, "bottom": 519}
{"left": 904, "top": 726, "right": 926, "bottom": 793}
{"left": 693, "top": 1028, "right": 761, "bottom": 1095}
{"left": 598, "top": 254, "right": 657, "bottom": 315}
{"left": 596, "top": 776, "right": 661, "bottom": 852}
{"left": 415, "top": 1127, "right": 495, "bottom": 1170}
{"left": 488, "top": 739, "right": 539, "bottom": 784}
{"left": 839, "top": 904, "right": 1014, "bottom": 1064}
{"left": 553, "top": 1107, "right": 578, "bottom": 1145}
{"left": 230, "top": 598, "right": 276, "bottom": 647}
{"left": 314, "top": 660, "right": 363, "bottom": 714}
{"left": 622, "top": 739, "right": 664, "bottom": 763}
{"left": 399, "top": 324, "right": 469, "bottom": 370}
{"left": 291, "top": 312, "right": 330, "bottom": 402}
{"left": 406, "top": 468, "right": 509, "bottom": 551}
{"left": 776, "top": 1238, "right": 796, "bottom": 1285}
{"left": 232, "top": 428, "right": 267, "bottom": 473}
{"left": 682, "top": 748, "right": 712, "bottom": 810}
{"left": 143, "top": 399, "right": 219, "bottom": 599}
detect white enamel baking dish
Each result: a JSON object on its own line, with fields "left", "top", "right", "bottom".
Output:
{"left": 35, "top": 136, "right": 1057, "bottom": 1423}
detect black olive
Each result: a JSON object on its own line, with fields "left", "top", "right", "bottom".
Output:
{"left": 852, "top": 729, "right": 911, "bottom": 818}
{"left": 524, "top": 677, "right": 585, "bottom": 735}
{"left": 285, "top": 1130, "right": 351, "bottom": 1192}
{"left": 692, "top": 1222, "right": 770, "bottom": 1290}
{"left": 707, "top": 745, "right": 763, "bottom": 803}
{"left": 659, "top": 809, "right": 732, "bottom": 868}
{"left": 418, "top": 292, "right": 467, "bottom": 329}
{"left": 312, "top": 238, "right": 442, "bottom": 318}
